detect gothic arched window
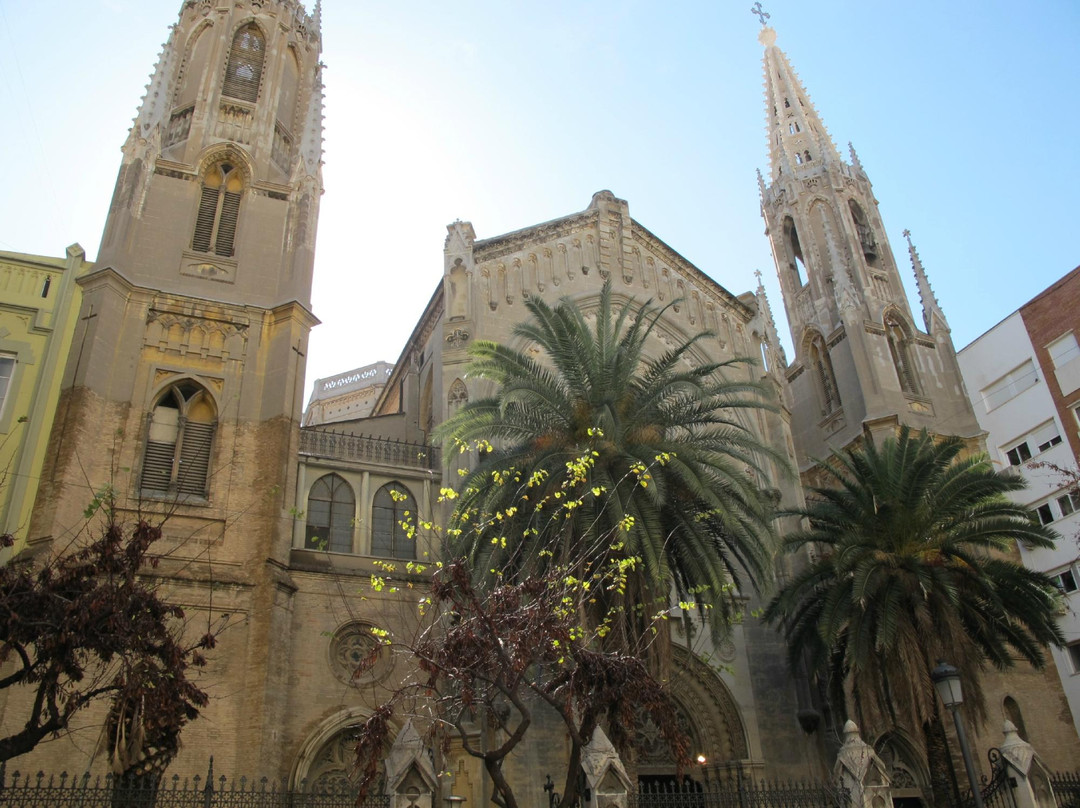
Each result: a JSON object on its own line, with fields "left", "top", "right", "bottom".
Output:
{"left": 808, "top": 333, "right": 841, "bottom": 416}
{"left": 783, "top": 216, "right": 807, "bottom": 287}
{"left": 848, "top": 200, "right": 878, "bottom": 264}
{"left": 141, "top": 381, "right": 216, "bottom": 498}
{"left": 371, "top": 483, "right": 416, "bottom": 559}
{"left": 222, "top": 24, "right": 265, "bottom": 103}
{"left": 305, "top": 474, "right": 355, "bottom": 553}
{"left": 192, "top": 162, "right": 243, "bottom": 257}
{"left": 885, "top": 312, "right": 919, "bottom": 395}
{"left": 447, "top": 379, "right": 468, "bottom": 415}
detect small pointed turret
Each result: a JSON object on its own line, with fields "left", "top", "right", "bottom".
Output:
{"left": 312, "top": 0, "right": 323, "bottom": 37}
{"left": 848, "top": 142, "right": 864, "bottom": 175}
{"left": 756, "top": 168, "right": 767, "bottom": 202}
{"left": 755, "top": 269, "right": 788, "bottom": 370}
{"left": 760, "top": 26, "right": 843, "bottom": 181}
{"left": 905, "top": 229, "right": 949, "bottom": 333}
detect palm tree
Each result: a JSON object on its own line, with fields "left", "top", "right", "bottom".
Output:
{"left": 435, "top": 281, "right": 782, "bottom": 646}
{"left": 764, "top": 426, "right": 1063, "bottom": 803}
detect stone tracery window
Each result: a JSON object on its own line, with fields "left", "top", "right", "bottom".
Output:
{"left": 808, "top": 333, "right": 841, "bottom": 416}
{"left": 306, "top": 473, "right": 355, "bottom": 553}
{"left": 222, "top": 23, "right": 265, "bottom": 103}
{"left": 885, "top": 312, "right": 919, "bottom": 395}
{"left": 141, "top": 380, "right": 216, "bottom": 498}
{"left": 192, "top": 161, "right": 243, "bottom": 257}
{"left": 372, "top": 482, "right": 416, "bottom": 559}
{"left": 783, "top": 216, "right": 807, "bottom": 287}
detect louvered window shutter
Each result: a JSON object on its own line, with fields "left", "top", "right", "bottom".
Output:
{"left": 192, "top": 186, "right": 218, "bottom": 252}
{"left": 177, "top": 421, "right": 215, "bottom": 496}
{"left": 215, "top": 192, "right": 241, "bottom": 256}
{"left": 141, "top": 441, "right": 177, "bottom": 492}
{"left": 222, "top": 26, "right": 265, "bottom": 103}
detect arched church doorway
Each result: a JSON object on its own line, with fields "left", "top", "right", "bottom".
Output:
{"left": 875, "top": 733, "right": 931, "bottom": 808}
{"left": 293, "top": 710, "right": 389, "bottom": 794}
{"left": 634, "top": 647, "right": 749, "bottom": 786}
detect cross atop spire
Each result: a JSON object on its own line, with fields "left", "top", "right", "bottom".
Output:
{"left": 750, "top": 2, "right": 770, "bottom": 26}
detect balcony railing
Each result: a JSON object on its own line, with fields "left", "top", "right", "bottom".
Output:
{"left": 299, "top": 428, "right": 439, "bottom": 471}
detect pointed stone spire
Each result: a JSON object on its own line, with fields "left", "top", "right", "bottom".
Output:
{"left": 755, "top": 269, "right": 788, "bottom": 368}
{"left": 132, "top": 19, "right": 181, "bottom": 140}
{"left": 760, "top": 26, "right": 843, "bottom": 181}
{"left": 904, "top": 229, "right": 949, "bottom": 333}
{"left": 756, "top": 168, "right": 767, "bottom": 201}
{"left": 312, "top": 0, "right": 322, "bottom": 37}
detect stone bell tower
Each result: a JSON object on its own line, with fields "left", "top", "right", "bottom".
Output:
{"left": 755, "top": 23, "right": 980, "bottom": 466}
{"left": 25, "top": 0, "right": 324, "bottom": 773}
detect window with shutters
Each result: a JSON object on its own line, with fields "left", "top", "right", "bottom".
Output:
{"left": 140, "top": 381, "right": 217, "bottom": 499}
{"left": 371, "top": 483, "right": 416, "bottom": 560}
{"left": 192, "top": 162, "right": 243, "bottom": 257}
{"left": 305, "top": 474, "right": 355, "bottom": 553}
{"left": 221, "top": 24, "right": 265, "bottom": 103}
{"left": 884, "top": 312, "right": 919, "bottom": 396}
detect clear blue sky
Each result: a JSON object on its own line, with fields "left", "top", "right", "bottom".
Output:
{"left": 1, "top": 1, "right": 1077, "bottom": 400}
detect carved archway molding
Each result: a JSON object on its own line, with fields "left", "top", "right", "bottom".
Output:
{"left": 291, "top": 707, "right": 402, "bottom": 789}
{"left": 670, "top": 646, "right": 750, "bottom": 763}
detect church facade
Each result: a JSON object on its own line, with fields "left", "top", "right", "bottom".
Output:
{"left": 3, "top": 0, "right": 1079, "bottom": 803}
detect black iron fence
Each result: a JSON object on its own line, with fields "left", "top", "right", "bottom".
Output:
{"left": 0, "top": 765, "right": 390, "bottom": 808}
{"left": 633, "top": 778, "right": 850, "bottom": 808}
{"left": 1052, "top": 772, "right": 1080, "bottom": 808}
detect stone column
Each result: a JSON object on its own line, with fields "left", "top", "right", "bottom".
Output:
{"left": 998, "top": 720, "right": 1056, "bottom": 808}
{"left": 832, "top": 721, "right": 892, "bottom": 808}
{"left": 384, "top": 721, "right": 438, "bottom": 808}
{"left": 581, "top": 727, "right": 633, "bottom": 808}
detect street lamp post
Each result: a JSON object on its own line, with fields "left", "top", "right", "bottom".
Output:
{"left": 931, "top": 661, "right": 985, "bottom": 808}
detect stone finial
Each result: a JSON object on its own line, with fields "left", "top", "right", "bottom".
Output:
{"left": 904, "top": 229, "right": 949, "bottom": 334}
{"left": 834, "top": 720, "right": 892, "bottom": 808}
{"left": 757, "top": 168, "right": 767, "bottom": 200}
{"left": 312, "top": 0, "right": 322, "bottom": 33}
{"left": 133, "top": 22, "right": 181, "bottom": 138}
{"left": 581, "top": 727, "right": 632, "bottom": 807}
{"left": 999, "top": 720, "right": 1037, "bottom": 776}
{"left": 299, "top": 62, "right": 325, "bottom": 177}
{"left": 384, "top": 721, "right": 438, "bottom": 800}
{"left": 759, "top": 26, "right": 777, "bottom": 47}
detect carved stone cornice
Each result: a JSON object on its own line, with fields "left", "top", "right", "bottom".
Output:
{"left": 473, "top": 210, "right": 599, "bottom": 262}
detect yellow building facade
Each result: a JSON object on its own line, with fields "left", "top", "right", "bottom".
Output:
{"left": 0, "top": 245, "right": 89, "bottom": 548}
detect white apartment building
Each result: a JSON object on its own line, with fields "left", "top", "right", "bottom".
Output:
{"left": 959, "top": 309, "right": 1080, "bottom": 736}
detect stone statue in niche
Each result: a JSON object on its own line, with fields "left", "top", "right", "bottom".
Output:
{"left": 448, "top": 258, "right": 469, "bottom": 321}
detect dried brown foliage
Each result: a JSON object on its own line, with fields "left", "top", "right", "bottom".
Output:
{"left": 0, "top": 520, "right": 214, "bottom": 765}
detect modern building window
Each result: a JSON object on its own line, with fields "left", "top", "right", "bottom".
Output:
{"left": 140, "top": 381, "right": 216, "bottom": 498}
{"left": 1004, "top": 422, "right": 1062, "bottom": 466}
{"left": 981, "top": 360, "right": 1038, "bottom": 412}
{"left": 371, "top": 482, "right": 416, "bottom": 559}
{"left": 1036, "top": 503, "right": 1054, "bottom": 525}
{"left": 1049, "top": 333, "right": 1080, "bottom": 369}
{"left": 1068, "top": 643, "right": 1080, "bottom": 675}
{"left": 1051, "top": 567, "right": 1078, "bottom": 593}
{"left": 0, "top": 355, "right": 15, "bottom": 419}
{"left": 192, "top": 162, "right": 242, "bottom": 257}
{"left": 221, "top": 23, "right": 265, "bottom": 103}
{"left": 1057, "top": 491, "right": 1080, "bottom": 517}
{"left": 305, "top": 474, "right": 355, "bottom": 553}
